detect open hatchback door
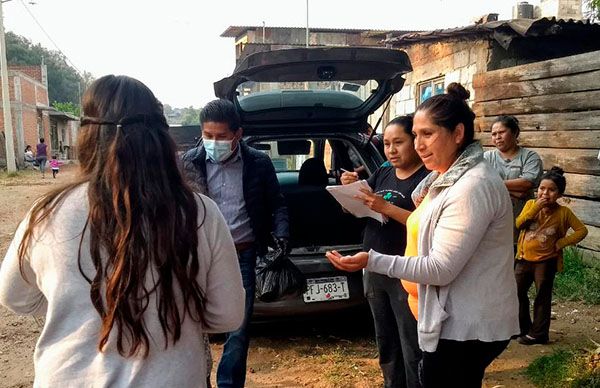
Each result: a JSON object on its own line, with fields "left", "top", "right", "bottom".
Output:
{"left": 214, "top": 47, "right": 412, "bottom": 134}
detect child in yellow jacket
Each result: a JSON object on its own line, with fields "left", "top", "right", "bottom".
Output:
{"left": 514, "top": 166, "right": 588, "bottom": 345}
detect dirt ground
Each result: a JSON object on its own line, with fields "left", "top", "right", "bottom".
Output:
{"left": 1, "top": 166, "right": 599, "bottom": 388}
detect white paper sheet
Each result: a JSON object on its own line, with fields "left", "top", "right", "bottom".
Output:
{"left": 326, "top": 180, "right": 386, "bottom": 223}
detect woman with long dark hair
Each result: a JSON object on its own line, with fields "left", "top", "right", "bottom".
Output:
{"left": 0, "top": 75, "right": 244, "bottom": 387}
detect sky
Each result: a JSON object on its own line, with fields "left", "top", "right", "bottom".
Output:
{"left": 4, "top": 0, "right": 533, "bottom": 108}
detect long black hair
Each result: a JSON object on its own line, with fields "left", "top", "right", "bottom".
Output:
{"left": 19, "top": 75, "right": 205, "bottom": 358}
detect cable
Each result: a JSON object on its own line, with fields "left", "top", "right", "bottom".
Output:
{"left": 18, "top": 0, "right": 82, "bottom": 76}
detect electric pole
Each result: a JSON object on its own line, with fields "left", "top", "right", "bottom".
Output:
{"left": 0, "top": 0, "right": 16, "bottom": 172}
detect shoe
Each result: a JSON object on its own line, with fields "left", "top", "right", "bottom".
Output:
{"left": 517, "top": 335, "right": 548, "bottom": 345}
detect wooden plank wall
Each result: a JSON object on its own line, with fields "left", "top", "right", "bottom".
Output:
{"left": 473, "top": 50, "right": 600, "bottom": 257}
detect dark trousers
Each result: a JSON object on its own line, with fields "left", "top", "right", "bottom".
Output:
{"left": 420, "top": 339, "right": 509, "bottom": 388}
{"left": 514, "top": 258, "right": 557, "bottom": 341}
{"left": 364, "top": 271, "right": 421, "bottom": 388}
{"left": 216, "top": 247, "right": 256, "bottom": 388}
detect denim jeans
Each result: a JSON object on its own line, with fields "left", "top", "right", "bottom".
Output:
{"left": 36, "top": 156, "right": 47, "bottom": 173}
{"left": 364, "top": 271, "right": 421, "bottom": 388}
{"left": 216, "top": 247, "right": 256, "bottom": 388}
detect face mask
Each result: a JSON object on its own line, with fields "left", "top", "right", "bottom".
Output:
{"left": 204, "top": 139, "right": 234, "bottom": 163}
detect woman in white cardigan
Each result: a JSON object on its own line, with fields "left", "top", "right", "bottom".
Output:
{"left": 0, "top": 75, "right": 244, "bottom": 388}
{"left": 327, "top": 83, "right": 519, "bottom": 388}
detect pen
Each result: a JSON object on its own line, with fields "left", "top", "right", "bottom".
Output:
{"left": 340, "top": 168, "right": 352, "bottom": 173}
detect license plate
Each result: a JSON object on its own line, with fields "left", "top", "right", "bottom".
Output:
{"left": 303, "top": 276, "right": 349, "bottom": 303}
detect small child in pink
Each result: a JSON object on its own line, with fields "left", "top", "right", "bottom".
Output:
{"left": 49, "top": 155, "right": 63, "bottom": 178}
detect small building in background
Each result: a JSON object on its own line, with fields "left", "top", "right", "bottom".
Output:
{"left": 0, "top": 64, "right": 79, "bottom": 167}
{"left": 535, "top": 0, "right": 583, "bottom": 19}
{"left": 221, "top": 26, "right": 416, "bottom": 64}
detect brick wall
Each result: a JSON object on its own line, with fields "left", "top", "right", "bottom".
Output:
{"left": 8, "top": 65, "right": 43, "bottom": 84}
{"left": 1, "top": 67, "right": 51, "bottom": 167}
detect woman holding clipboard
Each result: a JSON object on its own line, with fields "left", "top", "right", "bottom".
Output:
{"left": 340, "top": 115, "right": 428, "bottom": 388}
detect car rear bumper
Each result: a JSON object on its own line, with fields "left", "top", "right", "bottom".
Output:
{"left": 252, "top": 254, "right": 366, "bottom": 320}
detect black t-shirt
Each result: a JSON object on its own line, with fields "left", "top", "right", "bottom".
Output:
{"left": 362, "top": 165, "right": 429, "bottom": 255}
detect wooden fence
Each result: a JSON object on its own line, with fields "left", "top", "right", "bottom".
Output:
{"left": 473, "top": 50, "right": 600, "bottom": 258}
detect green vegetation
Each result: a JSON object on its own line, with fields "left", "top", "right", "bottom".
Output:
{"left": 52, "top": 101, "right": 81, "bottom": 117}
{"left": 585, "top": 0, "right": 600, "bottom": 21}
{"left": 180, "top": 106, "right": 202, "bottom": 125}
{"left": 6, "top": 31, "right": 94, "bottom": 105}
{"left": 553, "top": 248, "right": 600, "bottom": 304}
{"left": 526, "top": 346, "right": 600, "bottom": 387}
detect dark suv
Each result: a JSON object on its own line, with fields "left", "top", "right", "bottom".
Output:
{"left": 213, "top": 47, "right": 412, "bottom": 320}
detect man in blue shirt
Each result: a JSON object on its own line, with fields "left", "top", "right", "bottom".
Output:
{"left": 181, "top": 99, "right": 289, "bottom": 388}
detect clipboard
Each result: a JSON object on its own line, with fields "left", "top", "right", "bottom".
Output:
{"left": 326, "top": 180, "right": 386, "bottom": 224}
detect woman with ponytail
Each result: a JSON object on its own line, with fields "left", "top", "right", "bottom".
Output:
{"left": 327, "top": 83, "right": 519, "bottom": 387}
{"left": 0, "top": 75, "right": 244, "bottom": 387}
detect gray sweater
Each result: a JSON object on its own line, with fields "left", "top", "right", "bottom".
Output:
{"left": 0, "top": 185, "right": 245, "bottom": 387}
{"left": 367, "top": 143, "right": 520, "bottom": 352}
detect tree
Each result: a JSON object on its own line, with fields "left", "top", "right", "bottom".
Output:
{"left": 52, "top": 101, "right": 80, "bottom": 117}
{"left": 6, "top": 31, "right": 86, "bottom": 105}
{"left": 81, "top": 71, "right": 96, "bottom": 94}
{"left": 584, "top": 0, "right": 600, "bottom": 21}
{"left": 180, "top": 106, "right": 202, "bottom": 125}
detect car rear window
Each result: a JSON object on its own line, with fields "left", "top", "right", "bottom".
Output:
{"left": 236, "top": 80, "right": 379, "bottom": 112}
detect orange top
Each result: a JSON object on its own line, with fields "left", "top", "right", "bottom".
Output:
{"left": 401, "top": 194, "right": 430, "bottom": 320}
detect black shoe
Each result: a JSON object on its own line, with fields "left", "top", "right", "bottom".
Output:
{"left": 517, "top": 335, "right": 548, "bottom": 345}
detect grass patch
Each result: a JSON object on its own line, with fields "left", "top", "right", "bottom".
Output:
{"left": 553, "top": 248, "right": 600, "bottom": 304}
{"left": 322, "top": 345, "right": 380, "bottom": 387}
{"left": 526, "top": 346, "right": 600, "bottom": 388}
{"left": 0, "top": 169, "right": 35, "bottom": 180}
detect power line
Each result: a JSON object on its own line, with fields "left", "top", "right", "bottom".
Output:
{"left": 18, "top": 0, "right": 82, "bottom": 76}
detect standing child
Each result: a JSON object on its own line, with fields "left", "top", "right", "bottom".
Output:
{"left": 49, "top": 155, "right": 62, "bottom": 178}
{"left": 514, "top": 166, "right": 588, "bottom": 345}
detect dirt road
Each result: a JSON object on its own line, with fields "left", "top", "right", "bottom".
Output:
{"left": 1, "top": 166, "right": 598, "bottom": 388}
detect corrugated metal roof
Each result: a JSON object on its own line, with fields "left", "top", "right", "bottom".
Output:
{"left": 48, "top": 110, "right": 79, "bottom": 121}
{"left": 221, "top": 25, "right": 415, "bottom": 38}
{"left": 385, "top": 18, "right": 600, "bottom": 48}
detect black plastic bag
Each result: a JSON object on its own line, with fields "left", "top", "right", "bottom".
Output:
{"left": 255, "top": 237, "right": 306, "bottom": 302}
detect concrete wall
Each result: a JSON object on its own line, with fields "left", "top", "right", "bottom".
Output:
{"left": 393, "top": 39, "right": 491, "bottom": 118}
{"left": 536, "top": 0, "right": 583, "bottom": 19}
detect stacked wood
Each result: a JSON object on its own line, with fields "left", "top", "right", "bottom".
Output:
{"left": 473, "top": 50, "right": 600, "bottom": 256}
